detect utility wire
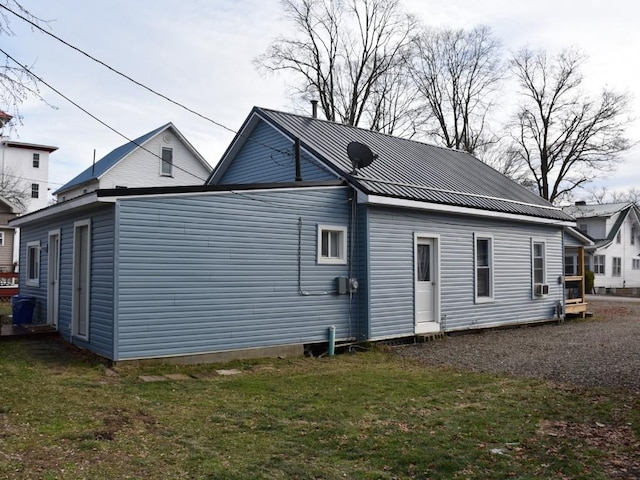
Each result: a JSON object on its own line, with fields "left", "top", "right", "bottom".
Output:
{"left": 0, "top": 3, "right": 294, "bottom": 160}
{"left": 0, "top": 47, "right": 209, "bottom": 182}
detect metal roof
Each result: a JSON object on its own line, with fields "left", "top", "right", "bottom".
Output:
{"left": 562, "top": 202, "right": 632, "bottom": 219}
{"left": 54, "top": 123, "right": 171, "bottom": 195}
{"left": 254, "top": 107, "right": 572, "bottom": 222}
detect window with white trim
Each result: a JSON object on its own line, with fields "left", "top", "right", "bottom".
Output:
{"left": 632, "top": 258, "right": 640, "bottom": 270}
{"left": 594, "top": 255, "right": 605, "bottom": 275}
{"left": 32, "top": 153, "right": 40, "bottom": 168}
{"left": 0, "top": 231, "right": 4, "bottom": 247}
{"left": 631, "top": 227, "right": 636, "bottom": 245}
{"left": 160, "top": 147, "right": 173, "bottom": 176}
{"left": 612, "top": 257, "right": 622, "bottom": 277}
{"left": 31, "top": 183, "right": 39, "bottom": 199}
{"left": 475, "top": 235, "right": 493, "bottom": 302}
{"left": 27, "top": 241, "right": 40, "bottom": 287}
{"left": 616, "top": 231, "right": 622, "bottom": 244}
{"left": 317, "top": 225, "right": 347, "bottom": 265}
{"left": 532, "top": 241, "right": 546, "bottom": 285}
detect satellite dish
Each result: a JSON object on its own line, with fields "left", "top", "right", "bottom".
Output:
{"left": 346, "top": 141, "right": 377, "bottom": 173}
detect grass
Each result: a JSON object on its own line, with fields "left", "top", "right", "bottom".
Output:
{"left": 0, "top": 300, "right": 11, "bottom": 325}
{"left": 0, "top": 339, "right": 638, "bottom": 479}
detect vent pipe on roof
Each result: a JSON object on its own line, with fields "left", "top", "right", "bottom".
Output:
{"left": 311, "top": 100, "right": 318, "bottom": 119}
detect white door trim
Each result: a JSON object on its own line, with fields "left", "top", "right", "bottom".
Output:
{"left": 47, "top": 229, "right": 61, "bottom": 328}
{"left": 72, "top": 219, "right": 91, "bottom": 340}
{"left": 414, "top": 233, "right": 441, "bottom": 334}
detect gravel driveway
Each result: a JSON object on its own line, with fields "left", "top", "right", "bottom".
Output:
{"left": 393, "top": 296, "right": 640, "bottom": 393}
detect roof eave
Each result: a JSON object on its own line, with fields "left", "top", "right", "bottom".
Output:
{"left": 360, "top": 193, "right": 574, "bottom": 226}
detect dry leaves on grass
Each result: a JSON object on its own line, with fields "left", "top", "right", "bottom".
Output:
{"left": 539, "top": 420, "right": 640, "bottom": 479}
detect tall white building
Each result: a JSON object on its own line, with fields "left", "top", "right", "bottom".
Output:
{"left": 0, "top": 138, "right": 57, "bottom": 213}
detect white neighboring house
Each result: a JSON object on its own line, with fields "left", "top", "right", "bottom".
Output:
{"left": 563, "top": 201, "right": 640, "bottom": 289}
{"left": 0, "top": 138, "right": 57, "bottom": 213}
{"left": 54, "top": 123, "right": 212, "bottom": 201}
{"left": 0, "top": 136, "right": 58, "bottom": 267}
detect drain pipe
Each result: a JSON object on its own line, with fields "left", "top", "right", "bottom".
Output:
{"left": 294, "top": 138, "right": 302, "bottom": 182}
{"left": 328, "top": 325, "right": 336, "bottom": 356}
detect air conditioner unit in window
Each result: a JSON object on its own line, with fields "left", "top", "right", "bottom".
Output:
{"left": 534, "top": 284, "right": 549, "bottom": 296}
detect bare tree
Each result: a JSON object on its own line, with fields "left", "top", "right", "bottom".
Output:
{"left": 0, "top": 165, "right": 30, "bottom": 212}
{"left": 476, "top": 142, "right": 530, "bottom": 184}
{"left": 408, "top": 25, "right": 504, "bottom": 154}
{"left": 510, "top": 48, "right": 631, "bottom": 204}
{"left": 255, "top": 0, "right": 418, "bottom": 132}
{"left": 0, "top": 1, "right": 47, "bottom": 126}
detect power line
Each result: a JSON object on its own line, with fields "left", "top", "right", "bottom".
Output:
{"left": 0, "top": 3, "right": 294, "bottom": 160}
{"left": 0, "top": 47, "right": 209, "bottom": 183}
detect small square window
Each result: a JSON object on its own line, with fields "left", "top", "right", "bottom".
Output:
{"left": 31, "top": 183, "right": 39, "bottom": 199}
{"left": 32, "top": 153, "right": 40, "bottom": 168}
{"left": 317, "top": 225, "right": 347, "bottom": 265}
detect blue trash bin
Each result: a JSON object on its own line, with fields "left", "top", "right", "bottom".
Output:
{"left": 11, "top": 295, "right": 36, "bottom": 325}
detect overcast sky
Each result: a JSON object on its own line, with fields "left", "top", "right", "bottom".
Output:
{"left": 3, "top": 0, "right": 639, "bottom": 199}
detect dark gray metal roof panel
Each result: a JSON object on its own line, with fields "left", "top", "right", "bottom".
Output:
{"left": 256, "top": 107, "right": 572, "bottom": 222}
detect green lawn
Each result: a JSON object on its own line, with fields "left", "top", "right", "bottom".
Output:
{"left": 0, "top": 340, "right": 638, "bottom": 479}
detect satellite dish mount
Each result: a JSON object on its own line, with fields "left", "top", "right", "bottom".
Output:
{"left": 346, "top": 141, "right": 377, "bottom": 174}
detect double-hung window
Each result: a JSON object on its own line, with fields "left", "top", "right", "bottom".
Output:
{"left": 31, "top": 183, "right": 39, "bottom": 199}
{"left": 26, "top": 241, "right": 40, "bottom": 287}
{"left": 32, "top": 153, "right": 40, "bottom": 168}
{"left": 475, "top": 235, "right": 493, "bottom": 302}
{"left": 317, "top": 225, "right": 347, "bottom": 265}
{"left": 593, "top": 255, "right": 605, "bottom": 275}
{"left": 531, "top": 240, "right": 548, "bottom": 297}
{"left": 612, "top": 257, "right": 622, "bottom": 277}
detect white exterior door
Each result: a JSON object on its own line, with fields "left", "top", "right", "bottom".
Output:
{"left": 47, "top": 230, "right": 60, "bottom": 327}
{"left": 415, "top": 236, "right": 440, "bottom": 333}
{"left": 72, "top": 220, "right": 90, "bottom": 339}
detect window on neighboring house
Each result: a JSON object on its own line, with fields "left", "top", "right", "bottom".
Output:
{"left": 0, "top": 231, "right": 4, "bottom": 247}
{"left": 632, "top": 228, "right": 636, "bottom": 245}
{"left": 475, "top": 235, "right": 493, "bottom": 302}
{"left": 27, "top": 241, "right": 40, "bottom": 287}
{"left": 160, "top": 147, "right": 173, "bottom": 176}
{"left": 32, "top": 153, "right": 40, "bottom": 168}
{"left": 594, "top": 255, "right": 605, "bottom": 275}
{"left": 31, "top": 183, "right": 39, "bottom": 199}
{"left": 616, "top": 231, "right": 622, "bottom": 244}
{"left": 585, "top": 255, "right": 591, "bottom": 273}
{"left": 632, "top": 258, "right": 640, "bottom": 270}
{"left": 564, "top": 255, "right": 577, "bottom": 276}
{"left": 533, "top": 241, "right": 546, "bottom": 285}
{"left": 612, "top": 257, "right": 622, "bottom": 277}
{"left": 317, "top": 225, "right": 347, "bottom": 265}
{"left": 579, "top": 223, "right": 588, "bottom": 233}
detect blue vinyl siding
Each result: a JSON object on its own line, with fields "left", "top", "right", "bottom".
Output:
{"left": 367, "top": 206, "right": 564, "bottom": 338}
{"left": 17, "top": 205, "right": 115, "bottom": 358}
{"left": 219, "top": 121, "right": 337, "bottom": 184}
{"left": 114, "top": 186, "right": 358, "bottom": 360}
